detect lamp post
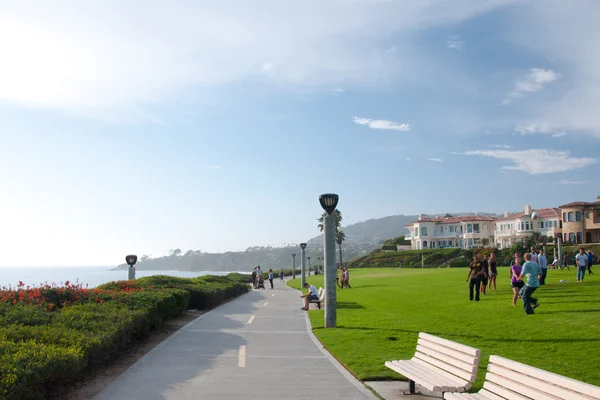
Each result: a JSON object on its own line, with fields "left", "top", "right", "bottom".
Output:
{"left": 307, "top": 256, "right": 311, "bottom": 276}
{"left": 125, "top": 254, "right": 137, "bottom": 280}
{"left": 292, "top": 254, "right": 296, "bottom": 280}
{"left": 300, "top": 243, "right": 307, "bottom": 287}
{"left": 320, "top": 193, "right": 338, "bottom": 328}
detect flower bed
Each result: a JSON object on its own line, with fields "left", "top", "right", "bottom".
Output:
{"left": 0, "top": 275, "right": 249, "bottom": 400}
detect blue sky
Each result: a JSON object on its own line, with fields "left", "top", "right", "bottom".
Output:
{"left": 1, "top": 0, "right": 599, "bottom": 267}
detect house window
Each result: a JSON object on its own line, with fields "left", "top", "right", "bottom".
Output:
{"left": 423, "top": 240, "right": 428, "bottom": 248}
{"left": 569, "top": 233, "right": 575, "bottom": 243}
{"left": 450, "top": 226, "right": 454, "bottom": 233}
{"left": 467, "top": 239, "right": 473, "bottom": 247}
{"left": 448, "top": 240, "right": 453, "bottom": 247}
{"left": 577, "top": 232, "right": 582, "bottom": 243}
{"left": 473, "top": 224, "right": 480, "bottom": 233}
{"left": 564, "top": 233, "right": 568, "bottom": 242}
{"left": 563, "top": 212, "right": 566, "bottom": 222}
{"left": 422, "top": 227, "right": 428, "bottom": 236}
{"left": 568, "top": 212, "right": 574, "bottom": 222}
{"left": 576, "top": 211, "right": 582, "bottom": 221}
{"left": 586, "top": 212, "right": 591, "bottom": 219}
{"left": 554, "top": 220, "right": 558, "bottom": 227}
{"left": 415, "top": 228, "right": 419, "bottom": 236}
{"left": 467, "top": 224, "right": 473, "bottom": 233}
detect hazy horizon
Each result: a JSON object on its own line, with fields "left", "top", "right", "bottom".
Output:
{"left": 1, "top": 1, "right": 599, "bottom": 267}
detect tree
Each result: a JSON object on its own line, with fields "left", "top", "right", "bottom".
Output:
{"left": 318, "top": 209, "right": 345, "bottom": 266}
{"left": 169, "top": 249, "right": 182, "bottom": 257}
{"left": 444, "top": 213, "right": 453, "bottom": 218}
{"left": 336, "top": 230, "right": 346, "bottom": 267}
{"left": 482, "top": 238, "right": 490, "bottom": 248}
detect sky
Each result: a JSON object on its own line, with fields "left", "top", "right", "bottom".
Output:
{"left": 1, "top": 0, "right": 599, "bottom": 267}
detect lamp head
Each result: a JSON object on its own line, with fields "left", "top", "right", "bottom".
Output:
{"left": 319, "top": 193, "right": 339, "bottom": 214}
{"left": 300, "top": 243, "right": 307, "bottom": 250}
{"left": 292, "top": 253, "right": 296, "bottom": 257}
{"left": 125, "top": 254, "right": 138, "bottom": 267}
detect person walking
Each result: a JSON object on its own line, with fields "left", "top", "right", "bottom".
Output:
{"left": 538, "top": 249, "right": 548, "bottom": 285}
{"left": 530, "top": 246, "right": 538, "bottom": 264}
{"left": 280, "top": 269, "right": 285, "bottom": 282}
{"left": 480, "top": 254, "right": 489, "bottom": 295}
{"left": 466, "top": 255, "right": 486, "bottom": 302}
{"left": 345, "top": 267, "right": 351, "bottom": 288}
{"left": 268, "top": 269, "right": 274, "bottom": 289}
{"left": 488, "top": 253, "right": 498, "bottom": 291}
{"left": 251, "top": 266, "right": 257, "bottom": 289}
{"left": 518, "top": 253, "right": 542, "bottom": 315}
{"left": 561, "top": 252, "right": 570, "bottom": 271}
{"left": 510, "top": 258, "right": 524, "bottom": 306}
{"left": 576, "top": 247, "right": 589, "bottom": 283}
{"left": 587, "top": 250, "right": 594, "bottom": 275}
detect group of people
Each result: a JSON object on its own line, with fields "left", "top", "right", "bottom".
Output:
{"left": 251, "top": 266, "right": 279, "bottom": 289}
{"left": 468, "top": 245, "right": 596, "bottom": 315}
{"left": 336, "top": 267, "right": 351, "bottom": 288}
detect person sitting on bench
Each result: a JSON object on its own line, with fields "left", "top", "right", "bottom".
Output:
{"left": 300, "top": 282, "right": 319, "bottom": 311}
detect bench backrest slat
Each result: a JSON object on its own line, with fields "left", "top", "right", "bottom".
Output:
{"left": 483, "top": 381, "right": 532, "bottom": 400}
{"left": 416, "top": 341, "right": 478, "bottom": 366}
{"left": 414, "top": 352, "right": 475, "bottom": 383}
{"left": 419, "top": 332, "right": 481, "bottom": 357}
{"left": 486, "top": 371, "right": 562, "bottom": 400}
{"left": 488, "top": 356, "right": 600, "bottom": 400}
{"left": 412, "top": 357, "right": 470, "bottom": 386}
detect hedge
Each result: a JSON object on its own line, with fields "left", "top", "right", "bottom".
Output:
{"left": 0, "top": 274, "right": 249, "bottom": 400}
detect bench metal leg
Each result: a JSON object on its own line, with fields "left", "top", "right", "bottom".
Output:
{"left": 409, "top": 380, "right": 416, "bottom": 394}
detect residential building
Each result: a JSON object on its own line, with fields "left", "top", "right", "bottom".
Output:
{"left": 559, "top": 197, "right": 600, "bottom": 244}
{"left": 406, "top": 215, "right": 496, "bottom": 250}
{"left": 494, "top": 205, "right": 561, "bottom": 249}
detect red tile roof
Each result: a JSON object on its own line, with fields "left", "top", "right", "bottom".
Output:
{"left": 409, "top": 215, "right": 496, "bottom": 225}
{"left": 495, "top": 208, "right": 560, "bottom": 221}
{"left": 559, "top": 201, "right": 591, "bottom": 208}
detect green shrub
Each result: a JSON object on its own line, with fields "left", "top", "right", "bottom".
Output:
{"left": 0, "top": 303, "right": 53, "bottom": 326}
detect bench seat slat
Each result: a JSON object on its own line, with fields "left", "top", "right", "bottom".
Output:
{"left": 489, "top": 355, "right": 600, "bottom": 399}
{"left": 443, "top": 393, "right": 473, "bottom": 400}
{"left": 398, "top": 359, "right": 467, "bottom": 390}
{"left": 477, "top": 388, "right": 509, "bottom": 400}
{"left": 420, "top": 332, "right": 481, "bottom": 357}
{"left": 387, "top": 360, "right": 466, "bottom": 392}
{"left": 417, "top": 342, "right": 479, "bottom": 366}
{"left": 486, "top": 372, "right": 562, "bottom": 400}
{"left": 482, "top": 381, "right": 531, "bottom": 400}
{"left": 487, "top": 364, "right": 591, "bottom": 400}
{"left": 412, "top": 358, "right": 471, "bottom": 387}
{"left": 416, "top": 344, "right": 478, "bottom": 371}
{"left": 414, "top": 351, "right": 476, "bottom": 382}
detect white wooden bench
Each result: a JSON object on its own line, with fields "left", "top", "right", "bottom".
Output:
{"left": 444, "top": 355, "right": 600, "bottom": 400}
{"left": 308, "top": 287, "right": 325, "bottom": 309}
{"left": 384, "top": 332, "right": 481, "bottom": 395}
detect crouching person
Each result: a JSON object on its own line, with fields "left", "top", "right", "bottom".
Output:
{"left": 301, "top": 282, "right": 319, "bottom": 311}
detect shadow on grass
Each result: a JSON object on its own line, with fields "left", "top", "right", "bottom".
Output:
{"left": 538, "top": 308, "right": 600, "bottom": 315}
{"left": 337, "top": 302, "right": 366, "bottom": 309}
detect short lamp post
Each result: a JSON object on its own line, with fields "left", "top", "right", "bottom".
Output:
{"left": 307, "top": 256, "right": 312, "bottom": 276}
{"left": 126, "top": 254, "right": 138, "bottom": 280}
{"left": 320, "top": 193, "right": 338, "bottom": 328}
{"left": 300, "top": 243, "right": 307, "bottom": 287}
{"left": 292, "top": 253, "right": 296, "bottom": 280}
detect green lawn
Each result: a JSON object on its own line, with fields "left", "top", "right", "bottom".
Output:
{"left": 288, "top": 267, "right": 600, "bottom": 389}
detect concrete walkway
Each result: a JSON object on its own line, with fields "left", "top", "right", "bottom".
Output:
{"left": 94, "top": 279, "right": 377, "bottom": 400}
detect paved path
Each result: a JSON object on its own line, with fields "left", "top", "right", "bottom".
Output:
{"left": 94, "top": 279, "right": 376, "bottom": 400}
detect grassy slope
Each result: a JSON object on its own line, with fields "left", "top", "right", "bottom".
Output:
{"left": 289, "top": 267, "right": 600, "bottom": 389}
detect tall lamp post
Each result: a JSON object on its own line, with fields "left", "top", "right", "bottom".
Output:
{"left": 292, "top": 253, "right": 296, "bottom": 280}
{"left": 320, "top": 193, "right": 338, "bottom": 328}
{"left": 126, "top": 254, "right": 137, "bottom": 280}
{"left": 300, "top": 243, "right": 307, "bottom": 287}
{"left": 307, "top": 256, "right": 312, "bottom": 276}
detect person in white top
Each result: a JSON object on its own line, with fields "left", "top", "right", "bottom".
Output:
{"left": 576, "top": 247, "right": 589, "bottom": 283}
{"left": 300, "top": 282, "right": 320, "bottom": 310}
{"left": 530, "top": 246, "right": 539, "bottom": 264}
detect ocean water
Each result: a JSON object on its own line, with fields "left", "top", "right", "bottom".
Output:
{"left": 0, "top": 267, "right": 244, "bottom": 289}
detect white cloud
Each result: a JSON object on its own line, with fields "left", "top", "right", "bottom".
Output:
{"left": 428, "top": 157, "right": 443, "bottom": 162}
{"left": 456, "top": 149, "right": 597, "bottom": 174}
{"left": 489, "top": 144, "right": 512, "bottom": 149}
{"left": 551, "top": 179, "right": 598, "bottom": 185}
{"left": 514, "top": 122, "right": 565, "bottom": 137}
{"left": 352, "top": 116, "right": 410, "bottom": 131}
{"left": 206, "top": 165, "right": 222, "bottom": 170}
{"left": 446, "top": 35, "right": 465, "bottom": 50}
{"left": 0, "top": 1, "right": 516, "bottom": 118}
{"left": 502, "top": 68, "right": 558, "bottom": 105}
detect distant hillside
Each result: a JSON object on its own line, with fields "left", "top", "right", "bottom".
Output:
{"left": 307, "top": 215, "right": 417, "bottom": 246}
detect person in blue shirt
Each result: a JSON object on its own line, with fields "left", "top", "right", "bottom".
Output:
{"left": 587, "top": 250, "right": 594, "bottom": 276}
{"left": 518, "top": 253, "right": 542, "bottom": 315}
{"left": 268, "top": 269, "right": 274, "bottom": 289}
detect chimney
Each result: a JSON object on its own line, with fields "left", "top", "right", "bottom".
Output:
{"left": 524, "top": 205, "right": 532, "bottom": 215}
{"left": 418, "top": 214, "right": 423, "bottom": 221}
{"left": 504, "top": 212, "right": 509, "bottom": 217}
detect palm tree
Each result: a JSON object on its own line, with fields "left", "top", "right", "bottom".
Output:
{"left": 317, "top": 210, "right": 345, "bottom": 267}
{"left": 336, "top": 230, "right": 346, "bottom": 267}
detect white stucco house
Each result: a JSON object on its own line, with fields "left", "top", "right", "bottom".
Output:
{"left": 406, "top": 215, "right": 496, "bottom": 250}
{"left": 494, "top": 205, "right": 561, "bottom": 249}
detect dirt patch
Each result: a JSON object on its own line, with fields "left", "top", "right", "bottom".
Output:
{"left": 53, "top": 310, "right": 203, "bottom": 400}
